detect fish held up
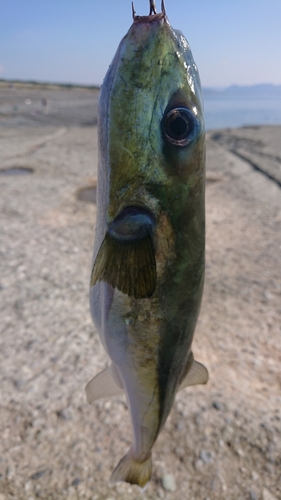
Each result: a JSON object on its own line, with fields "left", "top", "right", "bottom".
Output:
{"left": 86, "top": 0, "right": 208, "bottom": 488}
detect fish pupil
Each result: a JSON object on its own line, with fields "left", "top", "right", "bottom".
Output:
{"left": 163, "top": 107, "right": 198, "bottom": 147}
{"left": 169, "top": 115, "right": 188, "bottom": 138}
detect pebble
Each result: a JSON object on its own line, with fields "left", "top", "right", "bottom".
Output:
{"left": 194, "top": 459, "right": 204, "bottom": 469}
{"left": 161, "top": 473, "right": 176, "bottom": 492}
{"left": 212, "top": 400, "right": 224, "bottom": 411}
{"left": 200, "top": 450, "right": 214, "bottom": 463}
{"left": 157, "top": 488, "right": 165, "bottom": 498}
{"left": 6, "top": 466, "right": 14, "bottom": 480}
{"left": 0, "top": 495, "right": 7, "bottom": 500}
{"left": 222, "top": 425, "right": 234, "bottom": 443}
{"left": 104, "top": 401, "right": 112, "bottom": 410}
{"left": 250, "top": 490, "right": 258, "bottom": 500}
{"left": 71, "top": 478, "right": 81, "bottom": 486}
{"left": 252, "top": 471, "right": 259, "bottom": 481}
{"left": 25, "top": 481, "right": 32, "bottom": 491}
{"left": 30, "top": 470, "right": 46, "bottom": 480}
{"left": 263, "top": 488, "right": 277, "bottom": 500}
{"left": 175, "top": 446, "right": 185, "bottom": 457}
{"left": 57, "top": 407, "right": 72, "bottom": 420}
{"left": 236, "top": 447, "right": 245, "bottom": 457}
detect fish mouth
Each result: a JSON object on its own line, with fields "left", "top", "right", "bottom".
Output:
{"left": 108, "top": 206, "right": 156, "bottom": 241}
{"left": 132, "top": 0, "right": 166, "bottom": 23}
{"left": 133, "top": 12, "right": 165, "bottom": 23}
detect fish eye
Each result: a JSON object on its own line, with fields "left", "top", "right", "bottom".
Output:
{"left": 162, "top": 107, "right": 198, "bottom": 147}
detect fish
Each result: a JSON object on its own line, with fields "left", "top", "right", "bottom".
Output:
{"left": 86, "top": 0, "right": 208, "bottom": 488}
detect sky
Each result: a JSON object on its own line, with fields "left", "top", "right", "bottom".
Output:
{"left": 1, "top": 0, "right": 281, "bottom": 88}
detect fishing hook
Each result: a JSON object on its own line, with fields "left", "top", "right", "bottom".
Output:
{"left": 132, "top": 0, "right": 166, "bottom": 20}
{"left": 132, "top": 2, "right": 136, "bottom": 20}
{"left": 149, "top": 0, "right": 157, "bottom": 15}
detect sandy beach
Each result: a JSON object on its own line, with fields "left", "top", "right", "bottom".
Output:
{"left": 0, "top": 83, "right": 280, "bottom": 500}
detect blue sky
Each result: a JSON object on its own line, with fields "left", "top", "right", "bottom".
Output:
{"left": 1, "top": 0, "right": 281, "bottom": 88}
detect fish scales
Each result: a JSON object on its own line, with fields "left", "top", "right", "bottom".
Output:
{"left": 87, "top": 1, "right": 208, "bottom": 488}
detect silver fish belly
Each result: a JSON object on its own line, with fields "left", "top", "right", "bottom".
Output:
{"left": 86, "top": 1, "right": 208, "bottom": 488}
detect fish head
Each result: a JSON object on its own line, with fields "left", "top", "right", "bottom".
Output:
{"left": 98, "top": 9, "right": 205, "bottom": 223}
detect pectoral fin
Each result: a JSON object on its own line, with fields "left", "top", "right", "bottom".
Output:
{"left": 90, "top": 207, "right": 156, "bottom": 299}
{"left": 85, "top": 364, "right": 124, "bottom": 404}
{"left": 178, "top": 354, "right": 209, "bottom": 391}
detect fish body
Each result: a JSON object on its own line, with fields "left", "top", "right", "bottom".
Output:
{"left": 87, "top": 3, "right": 208, "bottom": 487}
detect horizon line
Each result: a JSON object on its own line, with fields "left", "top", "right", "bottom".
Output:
{"left": 1, "top": 78, "right": 281, "bottom": 91}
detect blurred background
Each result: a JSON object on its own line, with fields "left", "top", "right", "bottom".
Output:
{"left": 1, "top": 0, "right": 281, "bottom": 86}
{"left": 1, "top": 0, "right": 281, "bottom": 128}
{"left": 0, "top": 2, "right": 281, "bottom": 500}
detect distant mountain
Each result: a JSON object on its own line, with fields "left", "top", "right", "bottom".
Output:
{"left": 203, "top": 84, "right": 281, "bottom": 99}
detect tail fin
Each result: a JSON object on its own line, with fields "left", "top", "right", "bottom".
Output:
{"left": 110, "top": 450, "right": 152, "bottom": 488}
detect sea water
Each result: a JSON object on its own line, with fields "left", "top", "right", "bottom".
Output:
{"left": 204, "top": 98, "right": 281, "bottom": 130}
